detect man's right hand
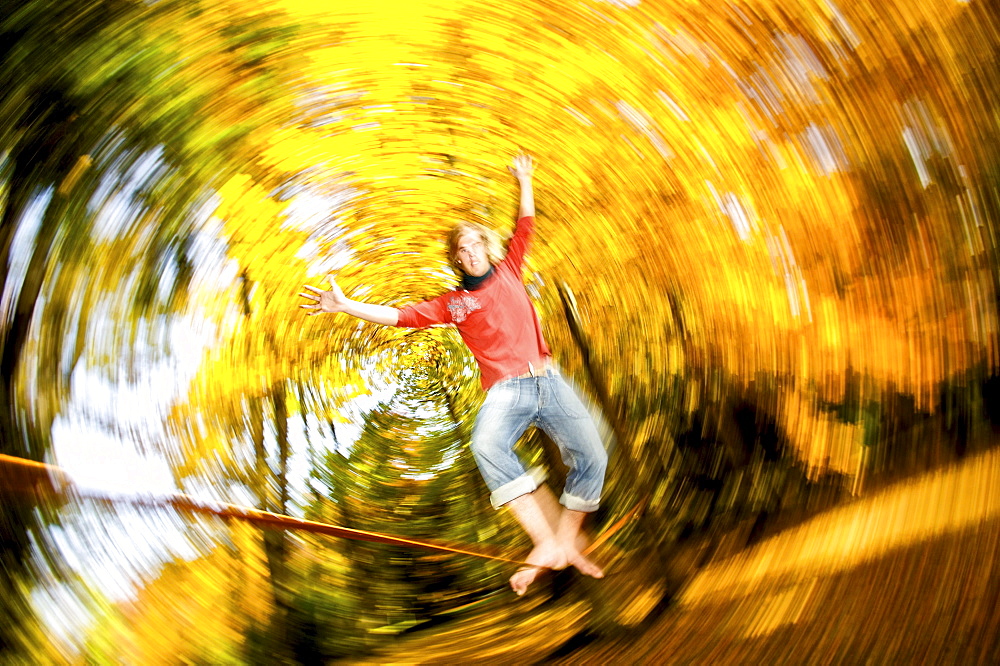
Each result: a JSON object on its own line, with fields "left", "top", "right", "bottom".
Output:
{"left": 299, "top": 275, "right": 349, "bottom": 315}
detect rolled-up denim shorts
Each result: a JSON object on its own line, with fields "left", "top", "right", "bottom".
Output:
{"left": 470, "top": 369, "right": 608, "bottom": 512}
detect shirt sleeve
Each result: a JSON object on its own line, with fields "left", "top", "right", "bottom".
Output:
{"left": 395, "top": 292, "right": 454, "bottom": 328}
{"left": 502, "top": 215, "right": 534, "bottom": 271}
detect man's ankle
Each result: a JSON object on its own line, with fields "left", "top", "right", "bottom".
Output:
{"left": 556, "top": 509, "right": 587, "bottom": 545}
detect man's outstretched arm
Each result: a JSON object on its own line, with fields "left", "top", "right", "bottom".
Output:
{"left": 299, "top": 276, "right": 399, "bottom": 326}
{"left": 509, "top": 154, "right": 535, "bottom": 219}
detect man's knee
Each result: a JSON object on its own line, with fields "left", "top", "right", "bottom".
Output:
{"left": 585, "top": 444, "right": 608, "bottom": 478}
{"left": 574, "top": 428, "right": 607, "bottom": 471}
{"left": 595, "top": 444, "right": 608, "bottom": 470}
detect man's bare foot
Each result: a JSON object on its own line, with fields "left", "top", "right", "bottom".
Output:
{"left": 510, "top": 541, "right": 567, "bottom": 596}
{"left": 554, "top": 508, "right": 603, "bottom": 579}
{"left": 566, "top": 549, "right": 604, "bottom": 578}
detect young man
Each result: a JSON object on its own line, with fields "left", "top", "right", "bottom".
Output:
{"left": 299, "top": 155, "right": 607, "bottom": 595}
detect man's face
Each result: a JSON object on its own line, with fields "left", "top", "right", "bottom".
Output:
{"left": 455, "top": 230, "right": 491, "bottom": 277}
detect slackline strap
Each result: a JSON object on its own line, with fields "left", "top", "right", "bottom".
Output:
{"left": 0, "top": 453, "right": 642, "bottom": 568}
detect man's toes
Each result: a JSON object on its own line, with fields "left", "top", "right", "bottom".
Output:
{"left": 570, "top": 555, "right": 604, "bottom": 579}
{"left": 510, "top": 566, "right": 543, "bottom": 595}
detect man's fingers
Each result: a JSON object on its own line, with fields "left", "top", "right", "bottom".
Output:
{"left": 510, "top": 154, "right": 535, "bottom": 175}
{"left": 302, "top": 284, "right": 325, "bottom": 295}
{"left": 298, "top": 291, "right": 320, "bottom": 301}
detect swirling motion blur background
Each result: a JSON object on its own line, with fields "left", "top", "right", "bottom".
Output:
{"left": 3, "top": 0, "right": 1000, "bottom": 663}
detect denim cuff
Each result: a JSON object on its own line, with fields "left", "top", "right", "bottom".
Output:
{"left": 560, "top": 491, "right": 600, "bottom": 513}
{"left": 489, "top": 466, "right": 548, "bottom": 509}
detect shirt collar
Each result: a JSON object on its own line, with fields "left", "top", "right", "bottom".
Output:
{"left": 462, "top": 266, "right": 495, "bottom": 291}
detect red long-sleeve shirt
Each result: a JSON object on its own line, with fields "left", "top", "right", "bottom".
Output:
{"left": 395, "top": 216, "right": 551, "bottom": 390}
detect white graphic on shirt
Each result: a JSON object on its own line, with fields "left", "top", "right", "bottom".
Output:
{"left": 448, "top": 293, "right": 481, "bottom": 323}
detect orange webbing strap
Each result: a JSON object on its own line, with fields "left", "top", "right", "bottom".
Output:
{"left": 582, "top": 495, "right": 646, "bottom": 557}
{"left": 121, "top": 493, "right": 528, "bottom": 565}
{"left": 0, "top": 453, "right": 522, "bottom": 564}
{"left": 0, "top": 453, "right": 642, "bottom": 568}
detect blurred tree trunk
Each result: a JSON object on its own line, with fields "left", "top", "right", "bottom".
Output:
{"left": 558, "top": 283, "right": 645, "bottom": 497}
{"left": 557, "top": 284, "right": 623, "bottom": 440}
{"left": 264, "top": 381, "right": 290, "bottom": 580}
{"left": 239, "top": 271, "right": 293, "bottom": 659}
{"left": 0, "top": 82, "right": 82, "bottom": 454}
{"left": 0, "top": 80, "right": 83, "bottom": 661}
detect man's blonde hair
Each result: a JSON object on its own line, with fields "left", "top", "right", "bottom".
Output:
{"left": 447, "top": 221, "right": 505, "bottom": 271}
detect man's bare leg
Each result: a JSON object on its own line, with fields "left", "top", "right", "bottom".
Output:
{"left": 533, "top": 483, "right": 565, "bottom": 533}
{"left": 538, "top": 485, "right": 599, "bottom": 557}
{"left": 557, "top": 509, "right": 604, "bottom": 578}
{"left": 506, "top": 491, "right": 568, "bottom": 595}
